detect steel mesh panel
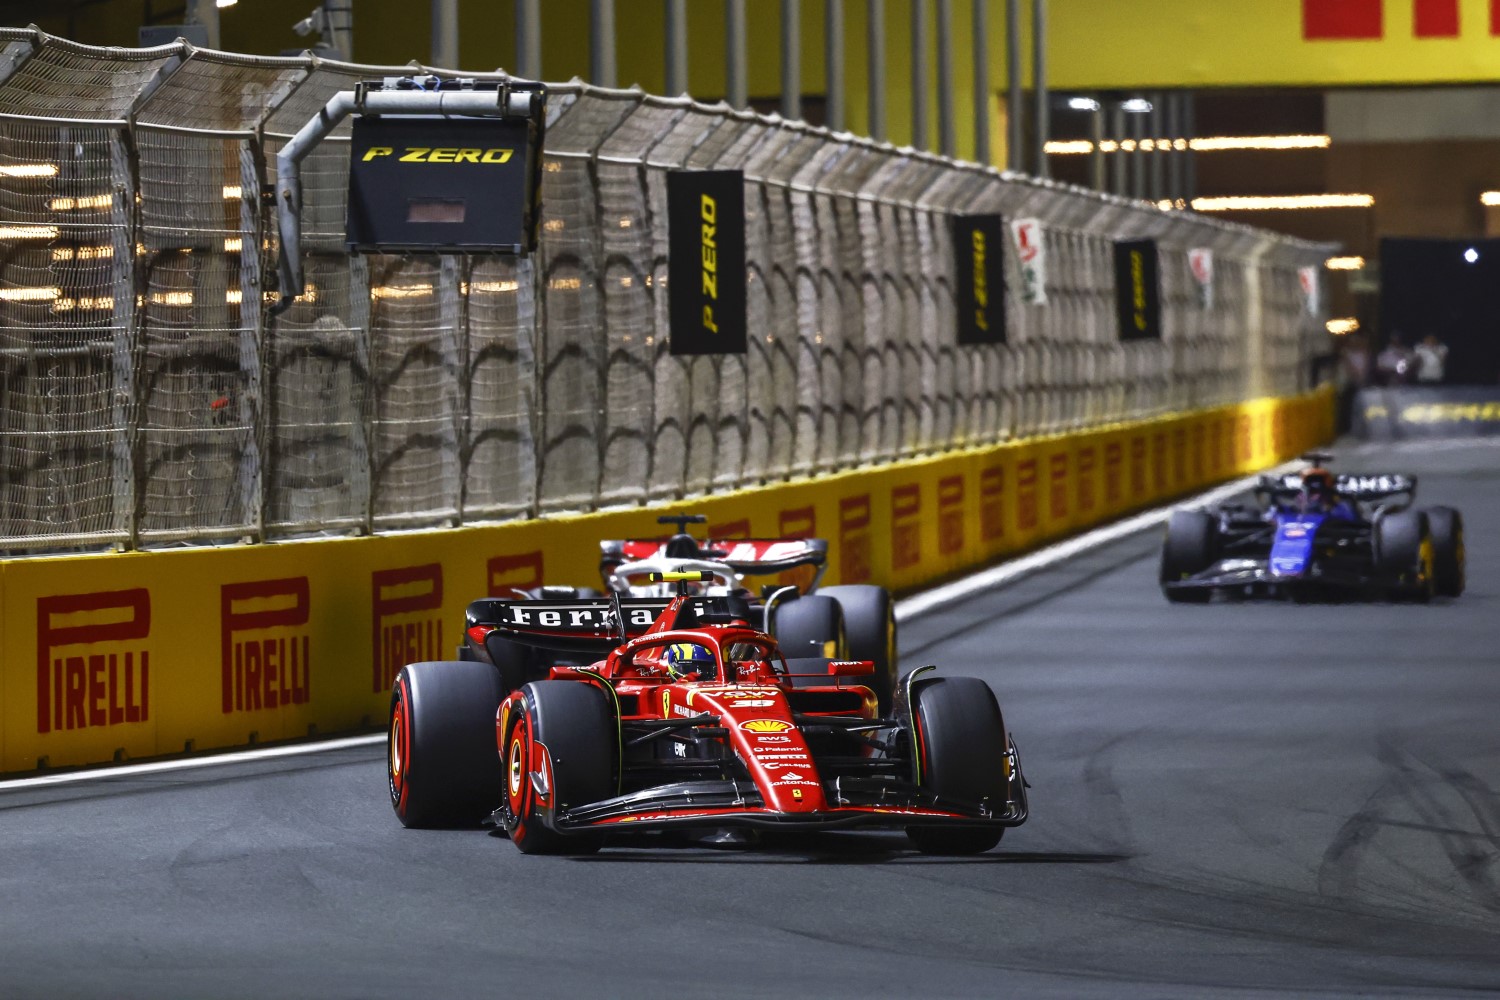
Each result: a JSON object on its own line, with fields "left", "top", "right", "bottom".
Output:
{"left": 137, "top": 129, "right": 245, "bottom": 250}
{"left": 0, "top": 38, "right": 178, "bottom": 122}
{"left": 367, "top": 255, "right": 460, "bottom": 526}
{"left": 464, "top": 255, "right": 537, "bottom": 519}
{"left": 135, "top": 53, "right": 304, "bottom": 133}
{"left": 545, "top": 94, "right": 638, "bottom": 155}
{"left": 134, "top": 249, "right": 255, "bottom": 539}
{"left": 265, "top": 253, "right": 369, "bottom": 534}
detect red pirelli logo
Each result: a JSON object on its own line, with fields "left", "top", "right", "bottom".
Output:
{"left": 710, "top": 518, "right": 751, "bottom": 539}
{"left": 1016, "top": 459, "right": 1039, "bottom": 532}
{"left": 979, "top": 466, "right": 1005, "bottom": 542}
{"left": 1302, "top": 0, "right": 1487, "bottom": 39}
{"left": 839, "top": 494, "right": 872, "bottom": 583}
{"left": 372, "top": 564, "right": 444, "bottom": 693}
{"left": 1077, "top": 446, "right": 1097, "bottom": 515}
{"left": 779, "top": 506, "right": 815, "bottom": 538}
{"left": 891, "top": 484, "right": 922, "bottom": 570}
{"left": 37, "top": 589, "right": 150, "bottom": 734}
{"left": 488, "top": 551, "right": 543, "bottom": 595}
{"left": 1048, "top": 454, "right": 1069, "bottom": 522}
{"left": 938, "top": 476, "right": 965, "bottom": 556}
{"left": 221, "top": 578, "right": 310, "bottom": 714}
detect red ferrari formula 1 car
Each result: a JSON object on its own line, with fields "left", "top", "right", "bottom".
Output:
{"left": 387, "top": 572, "right": 1028, "bottom": 855}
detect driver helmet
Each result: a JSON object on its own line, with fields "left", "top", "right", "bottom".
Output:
{"left": 1299, "top": 467, "right": 1336, "bottom": 510}
{"left": 662, "top": 642, "right": 715, "bottom": 680}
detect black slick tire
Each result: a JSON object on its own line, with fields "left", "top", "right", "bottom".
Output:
{"left": 388, "top": 661, "right": 506, "bottom": 828}
{"left": 771, "top": 594, "right": 847, "bottom": 664}
{"left": 905, "top": 676, "right": 1009, "bottom": 855}
{"left": 502, "top": 681, "right": 618, "bottom": 855}
{"left": 1375, "top": 509, "right": 1434, "bottom": 602}
{"left": 1424, "top": 506, "right": 1465, "bottom": 597}
{"left": 1160, "top": 510, "right": 1216, "bottom": 603}
{"left": 819, "top": 584, "right": 897, "bottom": 714}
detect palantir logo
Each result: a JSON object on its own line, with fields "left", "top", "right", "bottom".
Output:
{"left": 36, "top": 589, "right": 151, "bottom": 734}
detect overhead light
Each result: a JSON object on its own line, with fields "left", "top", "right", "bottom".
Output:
{"left": 1464, "top": 247, "right": 1479, "bottom": 264}
{"left": 1067, "top": 97, "right": 1101, "bottom": 112}
{"left": 1119, "top": 98, "right": 1153, "bottom": 113}
{"left": 0, "top": 286, "right": 62, "bottom": 302}
{"left": 1045, "top": 134, "right": 1331, "bottom": 156}
{"left": 0, "top": 163, "right": 59, "bottom": 178}
{"left": 1482, "top": 191, "right": 1500, "bottom": 206}
{"left": 217, "top": 0, "right": 238, "bottom": 6}
{"left": 1325, "top": 256, "right": 1365, "bottom": 270}
{"left": 1326, "top": 318, "right": 1359, "bottom": 335}
{"left": 1191, "top": 194, "right": 1374, "bottom": 211}
{"left": 1044, "top": 140, "right": 1094, "bottom": 155}
{"left": 0, "top": 225, "right": 59, "bottom": 240}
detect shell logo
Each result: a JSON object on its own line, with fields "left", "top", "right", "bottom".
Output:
{"left": 739, "top": 719, "right": 793, "bottom": 733}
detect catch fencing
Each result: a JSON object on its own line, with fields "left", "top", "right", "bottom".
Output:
{"left": 0, "top": 28, "right": 1331, "bottom": 553}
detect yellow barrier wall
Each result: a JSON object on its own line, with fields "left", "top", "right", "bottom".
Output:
{"left": 0, "top": 388, "right": 1333, "bottom": 774}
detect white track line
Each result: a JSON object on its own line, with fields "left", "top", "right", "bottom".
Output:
{"left": 2, "top": 460, "right": 1303, "bottom": 792}
{"left": 0, "top": 733, "right": 386, "bottom": 792}
{"left": 893, "top": 461, "right": 1301, "bottom": 622}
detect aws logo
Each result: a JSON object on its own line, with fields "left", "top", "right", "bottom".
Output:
{"left": 360, "top": 147, "right": 514, "bottom": 163}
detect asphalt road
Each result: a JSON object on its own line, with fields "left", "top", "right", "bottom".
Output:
{"left": 3, "top": 438, "right": 1498, "bottom": 999}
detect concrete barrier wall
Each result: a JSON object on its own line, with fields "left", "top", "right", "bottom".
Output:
{"left": 0, "top": 387, "right": 1333, "bottom": 775}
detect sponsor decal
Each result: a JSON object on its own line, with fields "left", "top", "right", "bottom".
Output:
{"left": 979, "top": 465, "right": 1005, "bottom": 542}
{"left": 1104, "top": 442, "right": 1123, "bottom": 506}
{"left": 775, "top": 506, "right": 818, "bottom": 589}
{"left": 487, "top": 551, "right": 543, "bottom": 594}
{"left": 221, "top": 577, "right": 311, "bottom": 714}
{"left": 891, "top": 484, "right": 922, "bottom": 570}
{"left": 36, "top": 589, "right": 150, "bottom": 734}
{"left": 728, "top": 699, "right": 774, "bottom": 708}
{"left": 672, "top": 705, "right": 699, "bottom": 719}
{"left": 754, "top": 734, "right": 794, "bottom": 744}
{"left": 953, "top": 215, "right": 1006, "bottom": 344}
{"left": 1129, "top": 437, "right": 1148, "bottom": 498}
{"left": 668, "top": 169, "right": 747, "bottom": 355}
{"left": 497, "top": 602, "right": 657, "bottom": 629}
{"left": 1016, "top": 459, "right": 1039, "bottom": 532}
{"left": 1048, "top": 453, "right": 1069, "bottom": 522}
{"left": 774, "top": 771, "right": 821, "bottom": 787}
{"left": 1076, "top": 446, "right": 1097, "bottom": 514}
{"left": 751, "top": 748, "right": 809, "bottom": 758}
{"left": 740, "top": 719, "right": 794, "bottom": 733}
{"left": 938, "top": 475, "right": 965, "bottom": 556}
{"left": 361, "top": 146, "right": 514, "bottom": 164}
{"left": 839, "top": 494, "right": 872, "bottom": 584}
{"left": 1114, "top": 239, "right": 1161, "bottom": 341}
{"left": 372, "top": 564, "right": 443, "bottom": 694}
{"left": 1010, "top": 218, "right": 1047, "bottom": 304}
{"left": 1188, "top": 247, "right": 1214, "bottom": 309}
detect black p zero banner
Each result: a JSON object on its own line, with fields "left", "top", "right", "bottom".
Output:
{"left": 1114, "top": 239, "right": 1162, "bottom": 341}
{"left": 668, "top": 170, "right": 746, "bottom": 356}
{"left": 1353, "top": 386, "right": 1500, "bottom": 440}
{"left": 952, "top": 215, "right": 1006, "bottom": 345}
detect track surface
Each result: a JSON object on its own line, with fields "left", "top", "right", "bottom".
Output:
{"left": 4, "top": 439, "right": 1499, "bottom": 999}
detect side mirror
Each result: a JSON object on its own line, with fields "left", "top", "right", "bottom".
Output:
{"left": 828, "top": 659, "right": 875, "bottom": 677}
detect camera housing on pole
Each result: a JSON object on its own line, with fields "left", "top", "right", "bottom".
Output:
{"left": 271, "top": 74, "right": 547, "bottom": 315}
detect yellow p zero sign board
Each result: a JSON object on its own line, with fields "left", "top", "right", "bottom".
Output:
{"left": 1049, "top": 0, "right": 1500, "bottom": 88}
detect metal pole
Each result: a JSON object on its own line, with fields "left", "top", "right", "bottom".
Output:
{"left": 782, "top": 0, "right": 801, "bottom": 119}
{"left": 972, "top": 0, "right": 990, "bottom": 163}
{"left": 727, "top": 0, "right": 747, "bottom": 109}
{"left": 1185, "top": 91, "right": 1197, "bottom": 205}
{"left": 1129, "top": 104, "right": 1144, "bottom": 201}
{"left": 1089, "top": 100, "right": 1104, "bottom": 191}
{"left": 825, "top": 0, "right": 844, "bottom": 130}
{"left": 911, "top": 0, "right": 928, "bottom": 149}
{"left": 867, "top": 0, "right": 886, "bottom": 142}
{"left": 666, "top": 0, "right": 688, "bottom": 95}
{"left": 516, "top": 0, "right": 541, "bottom": 79}
{"left": 936, "top": 0, "right": 954, "bottom": 157}
{"left": 1005, "top": 0, "right": 1022, "bottom": 171}
{"left": 431, "top": 0, "right": 458, "bottom": 67}
{"left": 1149, "top": 91, "right": 1166, "bottom": 203}
{"left": 1109, "top": 99, "right": 1125, "bottom": 195}
{"left": 186, "top": 0, "right": 220, "bottom": 48}
{"left": 1032, "top": 0, "right": 1048, "bottom": 177}
{"left": 590, "top": 0, "right": 616, "bottom": 87}
{"left": 323, "top": 1, "right": 353, "bottom": 61}
{"left": 1166, "top": 91, "right": 1182, "bottom": 204}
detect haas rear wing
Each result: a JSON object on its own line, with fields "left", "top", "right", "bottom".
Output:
{"left": 600, "top": 538, "right": 828, "bottom": 575}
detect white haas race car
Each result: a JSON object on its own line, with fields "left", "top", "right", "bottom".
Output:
{"left": 472, "top": 514, "right": 899, "bottom": 712}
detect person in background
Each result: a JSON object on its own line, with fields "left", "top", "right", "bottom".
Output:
{"left": 1336, "top": 332, "right": 1371, "bottom": 432}
{"left": 1413, "top": 333, "right": 1448, "bottom": 385}
{"left": 1375, "top": 334, "right": 1414, "bottom": 386}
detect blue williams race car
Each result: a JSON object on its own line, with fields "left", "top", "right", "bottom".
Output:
{"left": 1160, "top": 454, "right": 1465, "bottom": 603}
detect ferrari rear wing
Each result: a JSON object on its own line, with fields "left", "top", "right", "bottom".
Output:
{"left": 600, "top": 538, "right": 828, "bottom": 576}
{"left": 466, "top": 597, "right": 670, "bottom": 652}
